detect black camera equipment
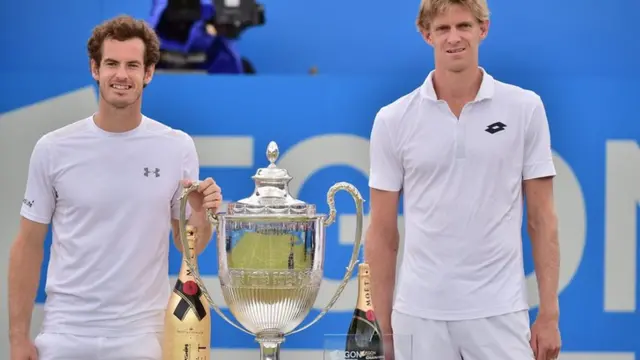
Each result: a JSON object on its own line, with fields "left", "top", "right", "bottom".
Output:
{"left": 154, "top": 0, "right": 203, "bottom": 45}
{"left": 211, "top": 0, "right": 265, "bottom": 39}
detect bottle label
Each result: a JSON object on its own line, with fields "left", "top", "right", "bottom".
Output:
{"left": 365, "top": 309, "right": 376, "bottom": 321}
{"left": 356, "top": 276, "right": 374, "bottom": 312}
{"left": 173, "top": 279, "right": 208, "bottom": 321}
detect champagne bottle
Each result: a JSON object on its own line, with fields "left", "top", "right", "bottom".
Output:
{"left": 162, "top": 225, "right": 211, "bottom": 360}
{"left": 344, "top": 263, "right": 385, "bottom": 360}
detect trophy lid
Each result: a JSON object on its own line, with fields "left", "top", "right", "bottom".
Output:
{"left": 228, "top": 141, "right": 315, "bottom": 216}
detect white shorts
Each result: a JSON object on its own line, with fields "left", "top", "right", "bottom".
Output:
{"left": 34, "top": 332, "right": 163, "bottom": 360}
{"left": 391, "top": 309, "right": 534, "bottom": 360}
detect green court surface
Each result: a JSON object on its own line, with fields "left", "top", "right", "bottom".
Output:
{"left": 228, "top": 232, "right": 312, "bottom": 270}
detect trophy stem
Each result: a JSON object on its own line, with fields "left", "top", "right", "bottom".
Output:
{"left": 257, "top": 332, "right": 284, "bottom": 360}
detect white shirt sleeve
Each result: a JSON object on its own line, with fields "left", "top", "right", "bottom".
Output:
{"left": 523, "top": 96, "right": 557, "bottom": 180}
{"left": 20, "top": 136, "right": 56, "bottom": 224}
{"left": 171, "top": 132, "right": 200, "bottom": 220}
{"left": 368, "top": 108, "right": 403, "bottom": 191}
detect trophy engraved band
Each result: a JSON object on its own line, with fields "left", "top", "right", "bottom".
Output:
{"left": 178, "top": 141, "right": 364, "bottom": 360}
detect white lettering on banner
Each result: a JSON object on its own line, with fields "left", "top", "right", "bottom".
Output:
{"left": 605, "top": 140, "right": 639, "bottom": 312}
{"left": 193, "top": 136, "right": 254, "bottom": 167}
{"left": 193, "top": 136, "right": 255, "bottom": 212}
{"left": 526, "top": 151, "right": 586, "bottom": 308}
{"left": 272, "top": 135, "right": 593, "bottom": 311}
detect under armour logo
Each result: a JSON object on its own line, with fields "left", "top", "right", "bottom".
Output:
{"left": 144, "top": 167, "right": 160, "bottom": 177}
{"left": 485, "top": 121, "right": 507, "bottom": 134}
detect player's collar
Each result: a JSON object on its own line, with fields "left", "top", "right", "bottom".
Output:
{"left": 420, "top": 66, "right": 495, "bottom": 102}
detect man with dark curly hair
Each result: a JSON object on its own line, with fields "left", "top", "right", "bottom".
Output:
{"left": 7, "top": 15, "right": 222, "bottom": 360}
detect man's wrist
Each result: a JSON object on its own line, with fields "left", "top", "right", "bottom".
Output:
{"left": 190, "top": 210, "right": 211, "bottom": 228}
{"left": 9, "top": 329, "right": 29, "bottom": 342}
{"left": 538, "top": 300, "right": 560, "bottom": 321}
{"left": 379, "top": 321, "right": 393, "bottom": 335}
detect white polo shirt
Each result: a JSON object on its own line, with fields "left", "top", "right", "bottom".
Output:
{"left": 20, "top": 115, "right": 198, "bottom": 336}
{"left": 369, "top": 68, "right": 556, "bottom": 321}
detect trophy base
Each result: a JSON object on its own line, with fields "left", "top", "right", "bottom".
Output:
{"left": 256, "top": 331, "right": 285, "bottom": 360}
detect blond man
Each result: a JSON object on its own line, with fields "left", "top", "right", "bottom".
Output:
{"left": 364, "top": 1, "right": 562, "bottom": 359}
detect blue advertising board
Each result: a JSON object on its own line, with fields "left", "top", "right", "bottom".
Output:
{"left": 1, "top": 73, "right": 637, "bottom": 359}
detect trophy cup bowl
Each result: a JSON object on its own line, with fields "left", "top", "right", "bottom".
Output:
{"left": 178, "top": 141, "right": 365, "bottom": 360}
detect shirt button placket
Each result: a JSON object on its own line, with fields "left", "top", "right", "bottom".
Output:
{"left": 455, "top": 105, "right": 469, "bottom": 159}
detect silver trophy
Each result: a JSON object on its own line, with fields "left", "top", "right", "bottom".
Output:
{"left": 178, "top": 141, "right": 364, "bottom": 360}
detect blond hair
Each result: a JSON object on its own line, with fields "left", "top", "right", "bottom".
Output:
{"left": 416, "top": 0, "right": 490, "bottom": 32}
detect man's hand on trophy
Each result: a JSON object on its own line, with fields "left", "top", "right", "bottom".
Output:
{"left": 182, "top": 178, "right": 223, "bottom": 214}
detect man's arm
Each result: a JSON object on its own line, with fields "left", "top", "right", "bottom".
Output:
{"left": 169, "top": 132, "right": 214, "bottom": 254}
{"left": 9, "top": 135, "right": 56, "bottom": 343}
{"left": 521, "top": 95, "right": 559, "bottom": 319}
{"left": 365, "top": 106, "right": 404, "bottom": 336}
{"left": 524, "top": 176, "right": 560, "bottom": 319}
{"left": 364, "top": 188, "right": 401, "bottom": 335}
{"left": 8, "top": 218, "right": 49, "bottom": 342}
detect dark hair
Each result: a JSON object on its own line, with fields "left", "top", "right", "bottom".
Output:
{"left": 87, "top": 15, "right": 161, "bottom": 68}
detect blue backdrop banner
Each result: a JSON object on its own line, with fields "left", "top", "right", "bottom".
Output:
{"left": 0, "top": 73, "right": 637, "bottom": 359}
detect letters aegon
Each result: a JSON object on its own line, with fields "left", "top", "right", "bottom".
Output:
{"left": 277, "top": 134, "right": 591, "bottom": 310}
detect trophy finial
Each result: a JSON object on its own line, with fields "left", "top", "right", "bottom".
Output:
{"left": 266, "top": 141, "right": 279, "bottom": 167}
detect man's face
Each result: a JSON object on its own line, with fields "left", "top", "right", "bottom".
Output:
{"left": 424, "top": 4, "right": 488, "bottom": 73}
{"left": 91, "top": 38, "right": 154, "bottom": 109}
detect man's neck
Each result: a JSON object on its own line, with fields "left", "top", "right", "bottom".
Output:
{"left": 432, "top": 66, "right": 483, "bottom": 103}
{"left": 94, "top": 101, "right": 143, "bottom": 133}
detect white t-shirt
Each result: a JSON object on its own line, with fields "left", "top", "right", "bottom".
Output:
{"left": 20, "top": 115, "right": 198, "bottom": 336}
{"left": 369, "top": 68, "right": 556, "bottom": 321}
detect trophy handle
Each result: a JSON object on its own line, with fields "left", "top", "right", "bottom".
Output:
{"left": 178, "top": 182, "right": 254, "bottom": 336}
{"left": 287, "top": 181, "right": 364, "bottom": 335}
